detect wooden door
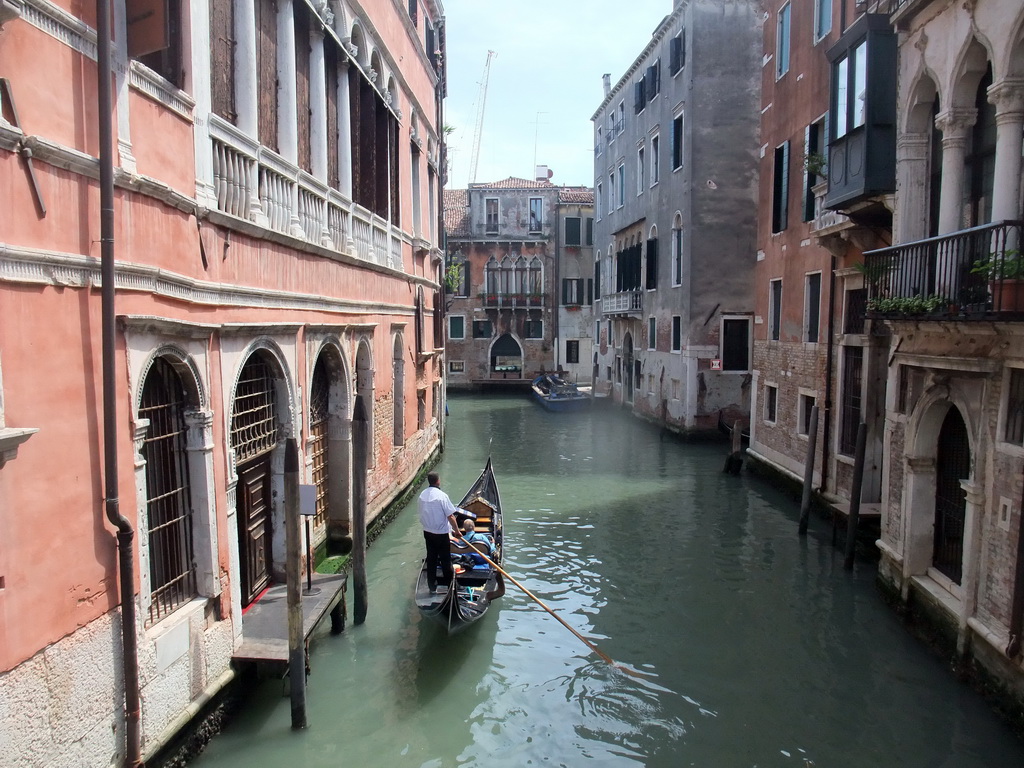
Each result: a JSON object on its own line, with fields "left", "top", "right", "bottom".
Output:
{"left": 238, "top": 458, "right": 272, "bottom": 606}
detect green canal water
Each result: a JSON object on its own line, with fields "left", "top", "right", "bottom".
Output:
{"left": 191, "top": 393, "right": 1024, "bottom": 767}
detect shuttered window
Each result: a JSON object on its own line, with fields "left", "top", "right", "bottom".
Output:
{"left": 772, "top": 141, "right": 790, "bottom": 233}
{"left": 210, "top": 0, "right": 235, "bottom": 122}
{"left": 256, "top": 0, "right": 279, "bottom": 151}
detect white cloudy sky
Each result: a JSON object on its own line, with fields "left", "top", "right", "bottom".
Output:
{"left": 441, "top": 0, "right": 676, "bottom": 189}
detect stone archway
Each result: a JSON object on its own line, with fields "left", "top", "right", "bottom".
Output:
{"left": 623, "top": 332, "right": 634, "bottom": 404}
{"left": 490, "top": 333, "right": 523, "bottom": 378}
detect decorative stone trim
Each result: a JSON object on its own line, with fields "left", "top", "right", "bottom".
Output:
{"left": 128, "top": 61, "right": 196, "bottom": 122}
{"left": 0, "top": 0, "right": 23, "bottom": 28}
{"left": 20, "top": 0, "right": 96, "bottom": 60}
{"left": 0, "top": 427, "right": 38, "bottom": 467}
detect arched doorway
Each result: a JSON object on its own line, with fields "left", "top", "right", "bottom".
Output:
{"left": 934, "top": 406, "right": 970, "bottom": 584}
{"left": 393, "top": 333, "right": 405, "bottom": 447}
{"left": 491, "top": 333, "right": 523, "bottom": 378}
{"left": 623, "top": 332, "right": 634, "bottom": 404}
{"left": 231, "top": 351, "right": 285, "bottom": 607}
{"left": 355, "top": 339, "right": 374, "bottom": 469}
{"left": 309, "top": 343, "right": 351, "bottom": 549}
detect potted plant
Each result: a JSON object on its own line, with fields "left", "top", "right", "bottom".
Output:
{"left": 970, "top": 249, "right": 1024, "bottom": 311}
{"left": 866, "top": 294, "right": 949, "bottom": 317}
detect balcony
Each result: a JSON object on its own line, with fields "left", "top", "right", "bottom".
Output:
{"left": 209, "top": 115, "right": 404, "bottom": 271}
{"left": 809, "top": 182, "right": 848, "bottom": 234}
{"left": 601, "top": 290, "right": 643, "bottom": 317}
{"left": 480, "top": 293, "right": 545, "bottom": 309}
{"left": 862, "top": 220, "right": 1024, "bottom": 321}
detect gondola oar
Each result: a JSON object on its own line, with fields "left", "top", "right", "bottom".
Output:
{"left": 456, "top": 535, "right": 644, "bottom": 678}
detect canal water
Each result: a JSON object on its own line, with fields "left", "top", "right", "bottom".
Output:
{"left": 191, "top": 394, "right": 1024, "bottom": 768}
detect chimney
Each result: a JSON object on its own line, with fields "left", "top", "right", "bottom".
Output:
{"left": 602, "top": 74, "right": 611, "bottom": 97}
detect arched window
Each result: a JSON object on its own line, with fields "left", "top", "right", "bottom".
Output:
{"left": 528, "top": 257, "right": 543, "bottom": 295}
{"left": 499, "top": 256, "right": 514, "bottom": 296}
{"left": 671, "top": 213, "right": 683, "bottom": 286}
{"left": 485, "top": 256, "right": 499, "bottom": 296}
{"left": 141, "top": 357, "right": 196, "bottom": 623}
{"left": 966, "top": 65, "right": 996, "bottom": 227}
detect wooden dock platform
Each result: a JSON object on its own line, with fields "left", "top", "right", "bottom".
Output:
{"left": 233, "top": 572, "right": 347, "bottom": 670}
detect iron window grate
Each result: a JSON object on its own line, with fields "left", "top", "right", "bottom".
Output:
{"left": 232, "top": 356, "right": 279, "bottom": 462}
{"left": 309, "top": 360, "right": 330, "bottom": 529}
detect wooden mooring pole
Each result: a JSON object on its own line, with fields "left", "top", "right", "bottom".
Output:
{"left": 352, "top": 394, "right": 368, "bottom": 625}
{"left": 844, "top": 423, "right": 868, "bottom": 570}
{"left": 798, "top": 405, "right": 819, "bottom": 536}
{"left": 284, "top": 438, "right": 307, "bottom": 729}
{"left": 723, "top": 420, "right": 744, "bottom": 475}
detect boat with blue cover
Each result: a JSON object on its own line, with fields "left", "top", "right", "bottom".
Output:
{"left": 531, "top": 373, "right": 591, "bottom": 412}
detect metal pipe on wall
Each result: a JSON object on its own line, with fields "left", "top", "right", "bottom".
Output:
{"left": 96, "top": 0, "right": 141, "bottom": 761}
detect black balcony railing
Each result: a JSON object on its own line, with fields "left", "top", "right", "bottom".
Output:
{"left": 862, "top": 220, "right": 1024, "bottom": 320}
{"left": 480, "top": 293, "right": 544, "bottom": 309}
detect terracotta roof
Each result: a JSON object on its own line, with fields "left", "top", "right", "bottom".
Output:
{"left": 443, "top": 188, "right": 469, "bottom": 237}
{"left": 559, "top": 187, "right": 594, "bottom": 205}
{"left": 470, "top": 176, "right": 557, "bottom": 190}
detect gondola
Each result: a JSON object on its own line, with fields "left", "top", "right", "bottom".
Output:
{"left": 414, "top": 458, "right": 505, "bottom": 633}
{"left": 531, "top": 373, "right": 591, "bottom": 412}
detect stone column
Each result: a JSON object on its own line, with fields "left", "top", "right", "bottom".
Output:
{"left": 902, "top": 455, "right": 937, "bottom": 591}
{"left": 987, "top": 79, "right": 1024, "bottom": 223}
{"left": 185, "top": 409, "right": 220, "bottom": 598}
{"left": 112, "top": 0, "right": 135, "bottom": 172}
{"left": 958, "top": 480, "right": 987, "bottom": 651}
{"left": 235, "top": 0, "right": 259, "bottom": 137}
{"left": 191, "top": 0, "right": 217, "bottom": 206}
{"left": 277, "top": 0, "right": 298, "bottom": 164}
{"left": 894, "top": 132, "right": 930, "bottom": 244}
{"left": 338, "top": 60, "right": 353, "bottom": 199}
{"left": 935, "top": 108, "right": 976, "bottom": 235}
{"left": 309, "top": 27, "right": 329, "bottom": 183}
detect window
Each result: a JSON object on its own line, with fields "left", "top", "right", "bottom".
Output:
{"left": 140, "top": 357, "right": 196, "bottom": 623}
{"left": 651, "top": 134, "right": 660, "bottom": 185}
{"left": 596, "top": 183, "right": 603, "bottom": 220}
{"left": 1005, "top": 368, "right": 1024, "bottom": 445}
{"left": 637, "top": 146, "right": 645, "bottom": 195}
{"left": 596, "top": 126, "right": 603, "bottom": 156}
{"left": 529, "top": 197, "right": 543, "bottom": 233}
{"left": 448, "top": 315, "right": 465, "bottom": 340}
{"left": 408, "top": 0, "right": 418, "bottom": 25}
{"left": 799, "top": 394, "right": 817, "bottom": 436}
{"left": 448, "top": 360, "right": 465, "bottom": 373}
{"left": 844, "top": 287, "right": 867, "bottom": 334}
{"left": 671, "top": 216, "right": 683, "bottom": 286}
{"left": 764, "top": 384, "right": 778, "bottom": 423}
{"left": 565, "top": 217, "right": 582, "bottom": 246}
{"left": 645, "top": 237, "right": 658, "bottom": 289}
{"left": 485, "top": 198, "right": 499, "bottom": 234}
{"left": 839, "top": 345, "right": 864, "bottom": 455}
{"left": 634, "top": 76, "right": 646, "bottom": 115}
{"left": 585, "top": 217, "right": 593, "bottom": 246}
{"left": 721, "top": 318, "right": 750, "bottom": 371}
{"left": 671, "top": 112, "right": 684, "bottom": 170}
{"left": 671, "top": 315, "right": 682, "bottom": 352}
{"left": 670, "top": 30, "right": 686, "bottom": 75}
{"left": 607, "top": 319, "right": 614, "bottom": 347}
{"left": 451, "top": 257, "right": 469, "bottom": 297}
{"left": 128, "top": 0, "right": 183, "bottom": 88}
{"left": 804, "top": 273, "right": 821, "bottom": 343}
{"left": 566, "top": 340, "right": 580, "bottom": 364}
{"left": 617, "top": 163, "right": 625, "bottom": 207}
{"left": 648, "top": 317, "right": 656, "bottom": 350}
{"left": 595, "top": 256, "right": 602, "bottom": 298}
{"left": 802, "top": 119, "right": 826, "bottom": 222}
{"left": 814, "top": 0, "right": 831, "bottom": 41}
{"left": 617, "top": 102, "right": 625, "bottom": 134}
{"left": 776, "top": 3, "right": 791, "bottom": 79}
{"left": 833, "top": 41, "right": 867, "bottom": 139}
{"left": 769, "top": 279, "right": 782, "bottom": 341}
{"left": 772, "top": 141, "right": 790, "bottom": 233}
{"left": 524, "top": 320, "right": 543, "bottom": 339}
{"left": 609, "top": 172, "right": 615, "bottom": 213}
{"left": 646, "top": 60, "right": 660, "bottom": 100}
{"left": 563, "top": 278, "right": 584, "bottom": 305}
{"left": 472, "top": 320, "right": 492, "bottom": 338}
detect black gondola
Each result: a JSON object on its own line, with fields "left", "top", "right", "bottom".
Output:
{"left": 414, "top": 458, "right": 505, "bottom": 633}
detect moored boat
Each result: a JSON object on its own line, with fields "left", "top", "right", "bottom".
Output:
{"left": 531, "top": 373, "right": 591, "bottom": 412}
{"left": 414, "top": 458, "right": 505, "bottom": 633}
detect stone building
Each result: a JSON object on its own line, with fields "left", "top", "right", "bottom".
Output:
{"left": 0, "top": 0, "right": 446, "bottom": 763}
{"left": 443, "top": 176, "right": 594, "bottom": 388}
{"left": 590, "top": 0, "right": 760, "bottom": 434}
{"left": 858, "top": 0, "right": 1024, "bottom": 719}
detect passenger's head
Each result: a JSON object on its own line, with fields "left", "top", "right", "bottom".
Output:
{"left": 463, "top": 520, "right": 476, "bottom": 533}
{"left": 427, "top": 471, "right": 440, "bottom": 487}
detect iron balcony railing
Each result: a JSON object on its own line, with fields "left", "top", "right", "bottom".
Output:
{"left": 601, "top": 290, "right": 644, "bottom": 315}
{"left": 480, "top": 293, "right": 544, "bottom": 309}
{"left": 862, "top": 220, "right": 1024, "bottom": 320}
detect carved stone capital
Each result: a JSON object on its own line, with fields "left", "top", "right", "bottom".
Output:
{"left": 935, "top": 108, "right": 976, "bottom": 141}
{"left": 905, "top": 455, "right": 936, "bottom": 474}
{"left": 0, "top": 0, "right": 23, "bottom": 27}
{"left": 988, "top": 79, "right": 1024, "bottom": 120}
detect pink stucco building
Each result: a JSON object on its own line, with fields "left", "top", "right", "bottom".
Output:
{"left": 0, "top": 0, "right": 446, "bottom": 762}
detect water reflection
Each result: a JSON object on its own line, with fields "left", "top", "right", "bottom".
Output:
{"left": 191, "top": 394, "right": 1024, "bottom": 768}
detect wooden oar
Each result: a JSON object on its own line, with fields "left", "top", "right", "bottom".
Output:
{"left": 456, "top": 534, "right": 643, "bottom": 677}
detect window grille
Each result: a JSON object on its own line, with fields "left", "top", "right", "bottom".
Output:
{"left": 140, "top": 357, "right": 196, "bottom": 624}
{"left": 232, "top": 356, "right": 279, "bottom": 462}
{"left": 934, "top": 408, "right": 969, "bottom": 584}
{"left": 839, "top": 346, "right": 863, "bottom": 455}
{"left": 1005, "top": 369, "right": 1024, "bottom": 446}
{"left": 309, "top": 360, "right": 330, "bottom": 529}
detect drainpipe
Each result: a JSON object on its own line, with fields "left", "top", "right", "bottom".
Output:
{"left": 553, "top": 200, "right": 561, "bottom": 372}
{"left": 97, "top": 0, "right": 142, "bottom": 764}
{"left": 820, "top": 253, "right": 837, "bottom": 495}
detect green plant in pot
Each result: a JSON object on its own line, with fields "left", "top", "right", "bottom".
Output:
{"left": 970, "top": 249, "right": 1024, "bottom": 311}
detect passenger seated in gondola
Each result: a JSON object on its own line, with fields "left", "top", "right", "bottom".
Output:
{"left": 460, "top": 520, "right": 495, "bottom": 564}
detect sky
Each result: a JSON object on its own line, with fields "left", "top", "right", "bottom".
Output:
{"left": 441, "top": 0, "right": 677, "bottom": 190}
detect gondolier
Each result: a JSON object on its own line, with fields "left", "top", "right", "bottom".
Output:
{"left": 418, "top": 471, "right": 468, "bottom": 594}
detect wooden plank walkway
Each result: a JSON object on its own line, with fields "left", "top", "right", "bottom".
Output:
{"left": 233, "top": 572, "right": 347, "bottom": 667}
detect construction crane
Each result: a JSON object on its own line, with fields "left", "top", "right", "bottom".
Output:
{"left": 468, "top": 50, "right": 496, "bottom": 184}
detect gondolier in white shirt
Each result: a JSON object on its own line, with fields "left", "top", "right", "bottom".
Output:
{"left": 418, "top": 471, "right": 471, "bottom": 594}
